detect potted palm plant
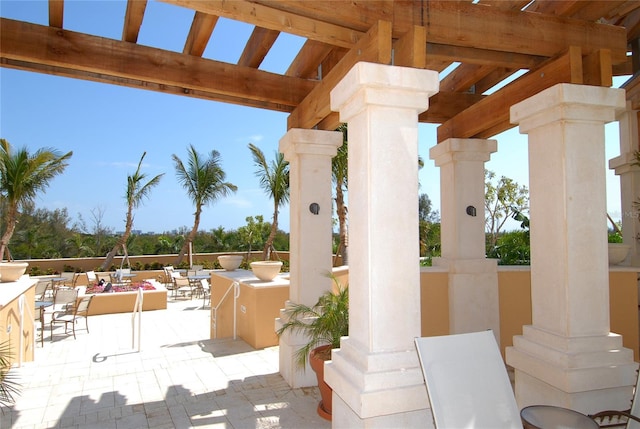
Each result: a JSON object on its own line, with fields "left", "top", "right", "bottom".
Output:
{"left": 0, "top": 340, "right": 20, "bottom": 406}
{"left": 276, "top": 278, "right": 348, "bottom": 421}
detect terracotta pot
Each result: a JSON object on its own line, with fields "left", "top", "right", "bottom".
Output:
{"left": 309, "top": 344, "right": 333, "bottom": 421}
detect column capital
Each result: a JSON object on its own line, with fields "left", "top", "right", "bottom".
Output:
{"left": 330, "top": 62, "right": 439, "bottom": 123}
{"left": 511, "top": 83, "right": 625, "bottom": 133}
{"left": 430, "top": 138, "right": 497, "bottom": 166}
{"left": 279, "top": 128, "right": 342, "bottom": 161}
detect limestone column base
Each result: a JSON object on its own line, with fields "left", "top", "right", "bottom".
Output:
{"left": 433, "top": 257, "right": 500, "bottom": 342}
{"left": 324, "top": 338, "right": 429, "bottom": 421}
{"left": 275, "top": 305, "right": 317, "bottom": 388}
{"left": 332, "top": 394, "right": 433, "bottom": 429}
{"left": 506, "top": 325, "right": 638, "bottom": 414}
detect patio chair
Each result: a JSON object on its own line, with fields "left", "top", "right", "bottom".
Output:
{"left": 34, "top": 280, "right": 51, "bottom": 301}
{"left": 589, "top": 371, "right": 640, "bottom": 428}
{"left": 86, "top": 270, "right": 98, "bottom": 285}
{"left": 414, "top": 330, "right": 523, "bottom": 429}
{"left": 199, "top": 278, "right": 211, "bottom": 307}
{"left": 50, "top": 294, "right": 94, "bottom": 340}
{"left": 50, "top": 288, "right": 79, "bottom": 314}
{"left": 174, "top": 277, "right": 194, "bottom": 299}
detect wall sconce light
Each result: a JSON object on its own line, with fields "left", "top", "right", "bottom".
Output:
{"left": 309, "top": 203, "right": 320, "bottom": 215}
{"left": 466, "top": 205, "right": 477, "bottom": 217}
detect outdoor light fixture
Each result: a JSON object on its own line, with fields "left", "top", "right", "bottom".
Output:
{"left": 466, "top": 205, "right": 477, "bottom": 217}
{"left": 309, "top": 203, "right": 320, "bottom": 215}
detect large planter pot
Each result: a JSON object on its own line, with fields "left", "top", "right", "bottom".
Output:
{"left": 218, "top": 255, "right": 244, "bottom": 271}
{"left": 0, "top": 261, "right": 29, "bottom": 282}
{"left": 608, "top": 243, "right": 631, "bottom": 265}
{"left": 309, "top": 344, "right": 333, "bottom": 421}
{"left": 250, "top": 261, "right": 283, "bottom": 281}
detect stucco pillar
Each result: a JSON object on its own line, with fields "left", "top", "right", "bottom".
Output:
{"left": 276, "top": 128, "right": 342, "bottom": 388}
{"left": 430, "top": 138, "right": 500, "bottom": 341}
{"left": 610, "top": 102, "right": 640, "bottom": 266}
{"left": 505, "top": 84, "right": 637, "bottom": 414}
{"left": 325, "top": 62, "right": 439, "bottom": 427}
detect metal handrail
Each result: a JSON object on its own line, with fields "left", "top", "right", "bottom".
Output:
{"left": 131, "top": 287, "right": 143, "bottom": 351}
{"left": 212, "top": 281, "right": 239, "bottom": 340}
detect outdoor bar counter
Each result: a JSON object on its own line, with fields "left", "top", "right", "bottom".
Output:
{"left": 0, "top": 275, "right": 37, "bottom": 364}
{"left": 209, "top": 269, "right": 289, "bottom": 349}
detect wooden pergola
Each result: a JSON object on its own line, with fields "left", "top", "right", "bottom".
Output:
{"left": 1, "top": 0, "right": 639, "bottom": 140}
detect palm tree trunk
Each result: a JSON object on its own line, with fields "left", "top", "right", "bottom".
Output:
{"left": 263, "top": 204, "right": 279, "bottom": 260}
{"left": 0, "top": 205, "right": 18, "bottom": 261}
{"left": 175, "top": 207, "right": 201, "bottom": 266}
{"left": 335, "top": 183, "right": 348, "bottom": 266}
{"left": 101, "top": 206, "right": 134, "bottom": 270}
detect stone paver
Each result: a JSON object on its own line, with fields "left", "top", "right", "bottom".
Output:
{"left": 0, "top": 296, "right": 330, "bottom": 429}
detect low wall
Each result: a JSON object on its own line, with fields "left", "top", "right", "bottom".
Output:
{"left": 87, "top": 288, "right": 167, "bottom": 315}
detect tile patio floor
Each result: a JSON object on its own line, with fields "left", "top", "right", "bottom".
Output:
{"left": 0, "top": 296, "right": 331, "bottom": 429}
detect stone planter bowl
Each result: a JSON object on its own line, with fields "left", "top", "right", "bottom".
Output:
{"left": 218, "top": 255, "right": 244, "bottom": 271}
{"left": 0, "top": 261, "right": 29, "bottom": 282}
{"left": 250, "top": 261, "right": 283, "bottom": 281}
{"left": 608, "top": 243, "right": 631, "bottom": 265}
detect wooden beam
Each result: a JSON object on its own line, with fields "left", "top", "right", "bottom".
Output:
{"left": 184, "top": 12, "right": 218, "bottom": 57}
{"left": 583, "top": 49, "right": 613, "bottom": 87}
{"left": 426, "top": 43, "right": 545, "bottom": 69}
{"left": 419, "top": 91, "right": 485, "bottom": 124}
{"left": 238, "top": 27, "right": 280, "bottom": 68}
{"left": 287, "top": 20, "right": 393, "bottom": 130}
{"left": 1, "top": 58, "right": 296, "bottom": 113}
{"left": 122, "top": 0, "right": 147, "bottom": 43}
{"left": 163, "top": 0, "right": 627, "bottom": 62}
{"left": 164, "top": 0, "right": 361, "bottom": 48}
{"left": 0, "top": 18, "right": 315, "bottom": 109}
{"left": 393, "top": 25, "right": 426, "bottom": 68}
{"left": 48, "top": 0, "right": 64, "bottom": 29}
{"left": 437, "top": 46, "right": 584, "bottom": 142}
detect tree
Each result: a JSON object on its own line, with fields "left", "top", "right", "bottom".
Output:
{"left": 485, "top": 169, "right": 529, "bottom": 249}
{"left": 172, "top": 145, "right": 237, "bottom": 265}
{"left": 0, "top": 139, "right": 72, "bottom": 260}
{"left": 332, "top": 125, "right": 349, "bottom": 266}
{"left": 101, "top": 152, "right": 163, "bottom": 270}
{"left": 248, "top": 143, "right": 289, "bottom": 260}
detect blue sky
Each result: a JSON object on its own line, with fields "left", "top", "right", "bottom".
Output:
{"left": 0, "top": 1, "right": 628, "bottom": 234}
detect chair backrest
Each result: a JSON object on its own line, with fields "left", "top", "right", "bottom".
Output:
{"left": 200, "top": 279, "right": 210, "bottom": 291}
{"left": 86, "top": 270, "right": 97, "bottom": 283}
{"left": 627, "top": 372, "right": 640, "bottom": 429}
{"left": 75, "top": 295, "right": 93, "bottom": 316}
{"left": 414, "top": 331, "right": 523, "bottom": 429}
{"left": 175, "top": 277, "right": 190, "bottom": 287}
{"left": 53, "top": 288, "right": 79, "bottom": 312}
{"left": 35, "top": 280, "right": 50, "bottom": 300}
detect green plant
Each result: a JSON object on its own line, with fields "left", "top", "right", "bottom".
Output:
{"left": 608, "top": 231, "right": 623, "bottom": 243}
{"left": 276, "top": 277, "right": 348, "bottom": 367}
{"left": 0, "top": 340, "right": 20, "bottom": 406}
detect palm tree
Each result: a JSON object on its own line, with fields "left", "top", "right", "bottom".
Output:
{"left": 172, "top": 145, "right": 237, "bottom": 265}
{"left": 332, "top": 125, "right": 348, "bottom": 266}
{"left": 0, "top": 139, "right": 72, "bottom": 261}
{"left": 248, "top": 143, "right": 289, "bottom": 260}
{"left": 101, "top": 152, "right": 163, "bottom": 270}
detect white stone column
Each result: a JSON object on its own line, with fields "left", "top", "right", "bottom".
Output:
{"left": 276, "top": 128, "right": 342, "bottom": 388}
{"left": 430, "top": 139, "right": 500, "bottom": 341}
{"left": 610, "top": 102, "right": 640, "bottom": 266}
{"left": 325, "top": 62, "right": 439, "bottom": 427}
{"left": 506, "top": 84, "right": 637, "bottom": 413}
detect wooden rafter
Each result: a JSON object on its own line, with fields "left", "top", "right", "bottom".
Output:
{"left": 48, "top": 0, "right": 64, "bottom": 29}
{"left": 0, "top": 18, "right": 315, "bottom": 110}
{"left": 437, "top": 47, "right": 584, "bottom": 142}
{"left": 285, "top": 39, "right": 332, "bottom": 79}
{"left": 184, "top": 12, "right": 218, "bottom": 57}
{"left": 238, "top": 27, "right": 280, "bottom": 68}
{"left": 122, "top": 0, "right": 147, "bottom": 43}
{"left": 287, "top": 20, "right": 393, "bottom": 130}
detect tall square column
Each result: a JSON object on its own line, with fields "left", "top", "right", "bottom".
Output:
{"left": 430, "top": 139, "right": 500, "bottom": 340}
{"left": 326, "top": 62, "right": 439, "bottom": 426}
{"left": 506, "top": 84, "right": 637, "bottom": 413}
{"left": 276, "top": 129, "right": 342, "bottom": 388}
{"left": 610, "top": 103, "right": 640, "bottom": 266}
